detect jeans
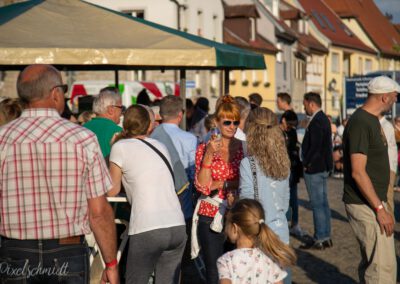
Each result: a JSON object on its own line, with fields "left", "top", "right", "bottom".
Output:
{"left": 304, "top": 171, "right": 331, "bottom": 241}
{"left": 286, "top": 175, "right": 299, "bottom": 226}
{"left": 197, "top": 215, "right": 225, "bottom": 284}
{"left": 0, "top": 236, "right": 89, "bottom": 284}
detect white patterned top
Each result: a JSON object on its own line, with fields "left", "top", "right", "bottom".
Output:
{"left": 217, "top": 248, "right": 287, "bottom": 284}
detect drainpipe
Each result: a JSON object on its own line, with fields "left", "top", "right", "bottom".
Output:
{"left": 170, "top": 0, "right": 183, "bottom": 31}
{"left": 170, "top": 0, "right": 184, "bottom": 84}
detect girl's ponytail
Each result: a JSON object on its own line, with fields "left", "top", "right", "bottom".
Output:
{"left": 256, "top": 222, "right": 296, "bottom": 267}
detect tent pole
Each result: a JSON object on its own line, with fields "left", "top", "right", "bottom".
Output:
{"left": 115, "top": 70, "right": 119, "bottom": 88}
{"left": 224, "top": 69, "right": 230, "bottom": 95}
{"left": 179, "top": 69, "right": 186, "bottom": 130}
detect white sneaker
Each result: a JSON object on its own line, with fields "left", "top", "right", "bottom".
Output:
{"left": 290, "top": 225, "right": 305, "bottom": 237}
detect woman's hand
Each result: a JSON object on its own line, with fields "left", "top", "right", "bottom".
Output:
{"left": 206, "top": 137, "right": 222, "bottom": 156}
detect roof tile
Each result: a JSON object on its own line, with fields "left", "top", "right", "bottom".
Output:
{"left": 298, "top": 0, "right": 375, "bottom": 54}
{"left": 324, "top": 0, "right": 400, "bottom": 57}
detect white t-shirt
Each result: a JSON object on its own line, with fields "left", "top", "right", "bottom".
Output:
{"left": 110, "top": 137, "right": 185, "bottom": 235}
{"left": 217, "top": 248, "right": 287, "bottom": 284}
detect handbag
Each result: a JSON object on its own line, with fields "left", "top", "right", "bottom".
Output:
{"left": 248, "top": 156, "right": 259, "bottom": 200}
{"left": 137, "top": 138, "right": 189, "bottom": 195}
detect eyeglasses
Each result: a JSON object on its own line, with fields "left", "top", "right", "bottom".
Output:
{"left": 111, "top": 105, "right": 126, "bottom": 112}
{"left": 222, "top": 120, "right": 240, "bottom": 127}
{"left": 50, "top": 84, "right": 68, "bottom": 94}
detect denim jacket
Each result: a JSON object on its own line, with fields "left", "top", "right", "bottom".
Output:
{"left": 239, "top": 157, "right": 290, "bottom": 244}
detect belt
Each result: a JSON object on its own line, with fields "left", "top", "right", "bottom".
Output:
{"left": 1, "top": 235, "right": 84, "bottom": 245}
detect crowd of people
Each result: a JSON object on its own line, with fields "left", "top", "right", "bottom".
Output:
{"left": 0, "top": 64, "right": 399, "bottom": 284}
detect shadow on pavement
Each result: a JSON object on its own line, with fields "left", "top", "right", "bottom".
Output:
{"left": 298, "top": 198, "right": 349, "bottom": 223}
{"left": 294, "top": 248, "right": 357, "bottom": 284}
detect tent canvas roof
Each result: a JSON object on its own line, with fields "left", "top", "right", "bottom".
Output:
{"left": 0, "top": 0, "right": 266, "bottom": 70}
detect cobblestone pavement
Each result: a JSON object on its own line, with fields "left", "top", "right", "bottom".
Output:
{"left": 291, "top": 177, "right": 400, "bottom": 284}
{"left": 91, "top": 177, "right": 400, "bottom": 283}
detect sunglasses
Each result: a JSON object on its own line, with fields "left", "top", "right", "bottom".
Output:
{"left": 222, "top": 120, "right": 240, "bottom": 126}
{"left": 50, "top": 84, "right": 68, "bottom": 94}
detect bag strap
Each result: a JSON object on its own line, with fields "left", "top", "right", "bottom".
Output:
{"left": 248, "top": 156, "right": 259, "bottom": 200}
{"left": 136, "top": 138, "right": 175, "bottom": 185}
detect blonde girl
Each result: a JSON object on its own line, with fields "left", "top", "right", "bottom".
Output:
{"left": 217, "top": 199, "right": 296, "bottom": 284}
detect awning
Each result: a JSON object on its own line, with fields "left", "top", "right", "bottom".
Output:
{"left": 0, "top": 0, "right": 266, "bottom": 70}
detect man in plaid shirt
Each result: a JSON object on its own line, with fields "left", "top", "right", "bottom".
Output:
{"left": 0, "top": 64, "right": 118, "bottom": 283}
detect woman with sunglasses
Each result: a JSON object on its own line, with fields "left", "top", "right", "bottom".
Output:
{"left": 191, "top": 95, "right": 243, "bottom": 284}
{"left": 239, "top": 107, "right": 292, "bottom": 283}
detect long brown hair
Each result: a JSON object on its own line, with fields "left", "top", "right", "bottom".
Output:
{"left": 114, "top": 105, "right": 150, "bottom": 143}
{"left": 245, "top": 107, "right": 290, "bottom": 179}
{"left": 227, "top": 199, "right": 296, "bottom": 267}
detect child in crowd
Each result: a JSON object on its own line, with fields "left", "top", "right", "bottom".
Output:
{"left": 217, "top": 199, "right": 296, "bottom": 284}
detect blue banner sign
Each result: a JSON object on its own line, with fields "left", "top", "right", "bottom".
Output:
{"left": 344, "top": 75, "right": 375, "bottom": 116}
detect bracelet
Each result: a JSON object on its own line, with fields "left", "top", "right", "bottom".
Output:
{"left": 202, "top": 163, "right": 212, "bottom": 169}
{"left": 374, "top": 203, "right": 384, "bottom": 212}
{"left": 105, "top": 258, "right": 118, "bottom": 268}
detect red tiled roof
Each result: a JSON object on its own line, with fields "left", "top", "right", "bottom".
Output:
{"left": 279, "top": 0, "right": 306, "bottom": 20}
{"left": 276, "top": 18, "right": 298, "bottom": 41}
{"left": 298, "top": 33, "right": 329, "bottom": 55}
{"left": 223, "top": 27, "right": 278, "bottom": 54}
{"left": 280, "top": 9, "right": 300, "bottom": 20}
{"left": 324, "top": 0, "right": 400, "bottom": 57}
{"left": 224, "top": 4, "right": 259, "bottom": 18}
{"left": 298, "top": 0, "right": 375, "bottom": 54}
{"left": 395, "top": 24, "right": 400, "bottom": 34}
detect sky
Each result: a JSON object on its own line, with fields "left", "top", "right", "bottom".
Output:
{"left": 373, "top": 0, "right": 400, "bottom": 23}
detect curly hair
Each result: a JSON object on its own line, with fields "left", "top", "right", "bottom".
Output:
{"left": 245, "top": 107, "right": 290, "bottom": 180}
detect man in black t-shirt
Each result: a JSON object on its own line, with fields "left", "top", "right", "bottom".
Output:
{"left": 343, "top": 76, "right": 399, "bottom": 284}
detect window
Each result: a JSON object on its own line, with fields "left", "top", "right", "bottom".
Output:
{"left": 312, "top": 11, "right": 326, "bottom": 29}
{"left": 331, "top": 52, "right": 339, "bottom": 73}
{"left": 321, "top": 14, "right": 335, "bottom": 32}
{"left": 263, "top": 70, "right": 269, "bottom": 83}
{"left": 277, "top": 43, "right": 282, "bottom": 63}
{"left": 358, "top": 57, "right": 363, "bottom": 75}
{"left": 252, "top": 71, "right": 258, "bottom": 83}
{"left": 365, "top": 59, "right": 372, "bottom": 74}
{"left": 241, "top": 71, "right": 247, "bottom": 82}
{"left": 250, "top": 18, "right": 256, "bottom": 41}
{"left": 295, "top": 60, "right": 306, "bottom": 80}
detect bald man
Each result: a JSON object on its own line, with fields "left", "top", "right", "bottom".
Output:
{"left": 0, "top": 65, "right": 118, "bottom": 283}
{"left": 343, "top": 76, "right": 399, "bottom": 283}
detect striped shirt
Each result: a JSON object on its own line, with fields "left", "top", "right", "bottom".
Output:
{"left": 0, "top": 109, "right": 112, "bottom": 240}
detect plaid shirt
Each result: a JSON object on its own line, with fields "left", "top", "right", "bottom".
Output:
{"left": 0, "top": 109, "right": 112, "bottom": 240}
